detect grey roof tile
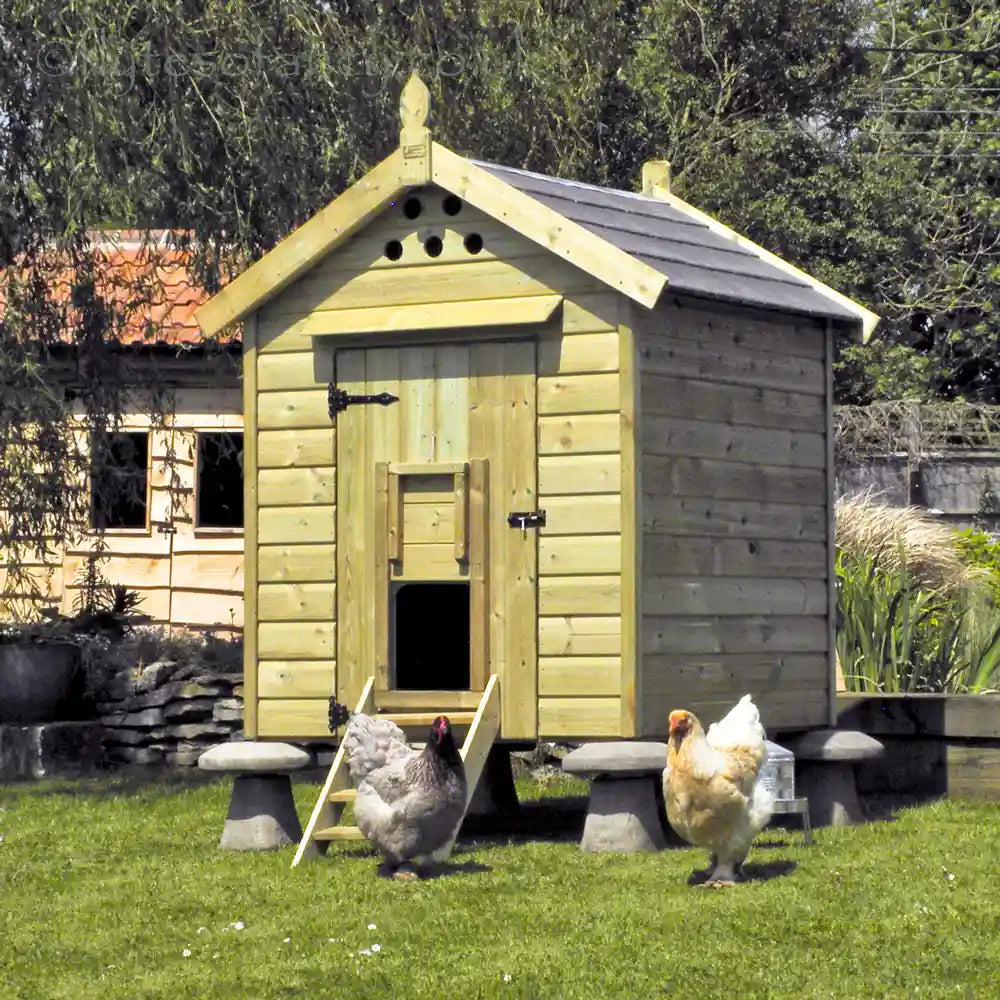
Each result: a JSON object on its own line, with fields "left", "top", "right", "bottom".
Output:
{"left": 471, "top": 159, "right": 860, "bottom": 322}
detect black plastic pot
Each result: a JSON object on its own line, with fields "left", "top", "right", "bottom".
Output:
{"left": 0, "top": 641, "right": 84, "bottom": 724}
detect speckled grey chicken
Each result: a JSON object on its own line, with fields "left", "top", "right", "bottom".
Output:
{"left": 341, "top": 712, "right": 467, "bottom": 878}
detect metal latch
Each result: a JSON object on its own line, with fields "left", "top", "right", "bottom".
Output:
{"left": 507, "top": 509, "right": 546, "bottom": 538}
{"left": 327, "top": 384, "right": 400, "bottom": 419}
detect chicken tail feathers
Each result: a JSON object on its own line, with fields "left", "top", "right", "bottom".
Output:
{"left": 748, "top": 775, "right": 777, "bottom": 835}
{"left": 342, "top": 713, "right": 412, "bottom": 785}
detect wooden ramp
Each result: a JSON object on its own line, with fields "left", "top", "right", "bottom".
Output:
{"left": 291, "top": 674, "right": 501, "bottom": 867}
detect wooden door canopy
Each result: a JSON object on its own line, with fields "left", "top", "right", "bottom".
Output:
{"left": 304, "top": 294, "right": 564, "bottom": 346}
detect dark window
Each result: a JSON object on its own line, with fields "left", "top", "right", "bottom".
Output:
{"left": 90, "top": 431, "right": 149, "bottom": 530}
{"left": 197, "top": 431, "right": 244, "bottom": 528}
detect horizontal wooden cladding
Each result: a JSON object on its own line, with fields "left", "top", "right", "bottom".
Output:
{"left": 638, "top": 335, "right": 825, "bottom": 396}
{"left": 539, "top": 455, "right": 620, "bottom": 495}
{"left": 643, "top": 615, "right": 828, "bottom": 655}
{"left": 170, "top": 589, "right": 244, "bottom": 629}
{"left": 538, "top": 696, "right": 622, "bottom": 737}
{"left": 538, "top": 413, "right": 620, "bottom": 455}
{"left": 537, "top": 330, "right": 619, "bottom": 377}
{"left": 257, "top": 430, "right": 335, "bottom": 469}
{"left": 258, "top": 661, "right": 336, "bottom": 699}
{"left": 641, "top": 415, "right": 825, "bottom": 470}
{"left": 539, "top": 657, "right": 621, "bottom": 697}
{"left": 171, "top": 552, "right": 243, "bottom": 592}
{"left": 170, "top": 534, "right": 244, "bottom": 555}
{"left": 539, "top": 615, "right": 622, "bottom": 656}
{"left": 256, "top": 698, "right": 334, "bottom": 738}
{"left": 257, "top": 350, "right": 334, "bottom": 391}
{"left": 258, "top": 467, "right": 335, "bottom": 507}
{"left": 258, "top": 506, "right": 336, "bottom": 545}
{"left": 80, "top": 586, "right": 170, "bottom": 622}
{"left": 539, "top": 535, "right": 621, "bottom": 576}
{"left": 257, "top": 389, "right": 331, "bottom": 430}
{"left": 394, "top": 542, "right": 467, "bottom": 580}
{"left": 539, "top": 576, "right": 621, "bottom": 615}
{"left": 258, "top": 622, "right": 336, "bottom": 659}
{"left": 643, "top": 496, "right": 827, "bottom": 541}
{"left": 264, "top": 255, "right": 594, "bottom": 319}
{"left": 258, "top": 544, "right": 335, "bottom": 583}
{"left": 258, "top": 582, "right": 336, "bottom": 621}
{"left": 402, "top": 503, "right": 455, "bottom": 543}
{"left": 537, "top": 373, "right": 619, "bottom": 414}
{"left": 540, "top": 494, "right": 621, "bottom": 535}
{"left": 641, "top": 373, "right": 824, "bottom": 433}
{"left": 657, "top": 299, "right": 827, "bottom": 360}
{"left": 63, "top": 553, "right": 170, "bottom": 589}
{"left": 642, "top": 653, "right": 826, "bottom": 698}
{"left": 644, "top": 455, "right": 825, "bottom": 505}
{"left": 641, "top": 689, "right": 828, "bottom": 736}
{"left": 643, "top": 577, "right": 828, "bottom": 617}
{"left": 309, "top": 217, "right": 548, "bottom": 273}
{"left": 65, "top": 534, "right": 170, "bottom": 557}
{"left": 374, "top": 690, "right": 485, "bottom": 710}
{"left": 643, "top": 536, "right": 827, "bottom": 579}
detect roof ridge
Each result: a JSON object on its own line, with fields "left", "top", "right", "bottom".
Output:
{"left": 468, "top": 158, "right": 662, "bottom": 205}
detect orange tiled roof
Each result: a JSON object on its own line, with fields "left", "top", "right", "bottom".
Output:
{"left": 0, "top": 229, "right": 237, "bottom": 347}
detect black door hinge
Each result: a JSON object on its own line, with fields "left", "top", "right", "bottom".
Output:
{"left": 328, "top": 384, "right": 400, "bottom": 419}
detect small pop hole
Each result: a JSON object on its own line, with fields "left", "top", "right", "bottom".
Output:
{"left": 424, "top": 235, "right": 444, "bottom": 258}
{"left": 442, "top": 195, "right": 463, "bottom": 216}
{"left": 385, "top": 240, "right": 403, "bottom": 261}
{"left": 403, "top": 197, "right": 423, "bottom": 219}
{"left": 463, "top": 233, "right": 484, "bottom": 255}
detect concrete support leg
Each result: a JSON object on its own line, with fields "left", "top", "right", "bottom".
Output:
{"left": 220, "top": 773, "right": 303, "bottom": 851}
{"left": 580, "top": 776, "right": 668, "bottom": 853}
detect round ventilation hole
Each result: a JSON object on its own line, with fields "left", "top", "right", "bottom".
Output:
{"left": 385, "top": 240, "right": 404, "bottom": 261}
{"left": 463, "top": 233, "right": 484, "bottom": 255}
{"left": 423, "top": 235, "right": 444, "bottom": 258}
{"left": 403, "top": 197, "right": 423, "bottom": 220}
{"left": 442, "top": 194, "right": 463, "bottom": 216}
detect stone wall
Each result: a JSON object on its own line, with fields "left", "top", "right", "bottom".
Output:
{"left": 99, "top": 658, "right": 244, "bottom": 766}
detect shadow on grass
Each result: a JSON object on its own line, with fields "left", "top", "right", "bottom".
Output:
{"left": 458, "top": 793, "right": 588, "bottom": 846}
{"left": 372, "top": 859, "right": 493, "bottom": 880}
{"left": 686, "top": 858, "right": 798, "bottom": 887}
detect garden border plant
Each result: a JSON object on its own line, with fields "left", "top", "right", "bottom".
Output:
{"left": 835, "top": 491, "right": 1000, "bottom": 695}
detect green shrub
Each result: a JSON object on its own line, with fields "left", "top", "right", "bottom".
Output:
{"left": 954, "top": 526, "right": 1000, "bottom": 604}
{"left": 835, "top": 495, "right": 1000, "bottom": 694}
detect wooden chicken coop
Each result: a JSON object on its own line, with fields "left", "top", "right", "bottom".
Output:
{"left": 196, "top": 73, "right": 879, "bottom": 750}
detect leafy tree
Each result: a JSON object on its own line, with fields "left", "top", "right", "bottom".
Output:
{"left": 833, "top": 0, "right": 1000, "bottom": 402}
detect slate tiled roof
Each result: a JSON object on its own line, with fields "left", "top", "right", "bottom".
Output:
{"left": 0, "top": 230, "right": 233, "bottom": 347}
{"left": 473, "top": 160, "right": 860, "bottom": 323}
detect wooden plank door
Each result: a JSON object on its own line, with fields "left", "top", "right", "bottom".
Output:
{"left": 335, "top": 340, "right": 538, "bottom": 739}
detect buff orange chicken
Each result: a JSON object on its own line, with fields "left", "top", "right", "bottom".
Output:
{"left": 662, "top": 694, "right": 775, "bottom": 886}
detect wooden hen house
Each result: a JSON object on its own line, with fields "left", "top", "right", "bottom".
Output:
{"left": 196, "top": 74, "right": 878, "bottom": 761}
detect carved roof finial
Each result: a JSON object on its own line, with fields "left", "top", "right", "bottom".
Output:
{"left": 400, "top": 72, "right": 430, "bottom": 131}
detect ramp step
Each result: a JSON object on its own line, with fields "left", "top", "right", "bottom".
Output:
{"left": 313, "top": 825, "right": 364, "bottom": 841}
{"left": 378, "top": 711, "right": 476, "bottom": 727}
{"left": 327, "top": 788, "right": 357, "bottom": 803}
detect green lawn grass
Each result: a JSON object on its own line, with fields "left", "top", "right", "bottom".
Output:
{"left": 1, "top": 771, "right": 998, "bottom": 1000}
